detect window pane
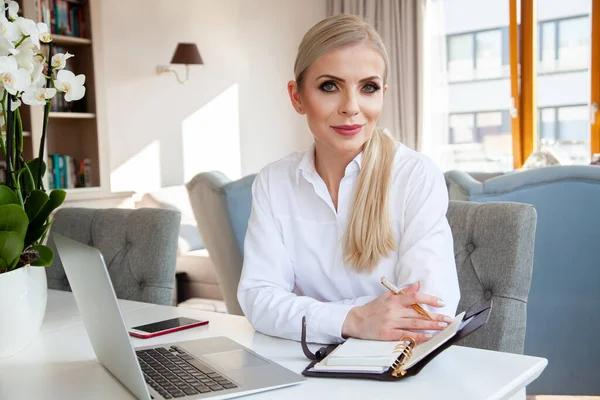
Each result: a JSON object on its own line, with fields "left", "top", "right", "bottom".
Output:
{"left": 475, "top": 30, "right": 503, "bottom": 79}
{"left": 539, "top": 108, "right": 556, "bottom": 141}
{"left": 448, "top": 34, "right": 474, "bottom": 81}
{"left": 558, "top": 105, "right": 588, "bottom": 141}
{"left": 558, "top": 17, "right": 590, "bottom": 70}
{"left": 539, "top": 22, "right": 556, "bottom": 73}
{"left": 449, "top": 114, "right": 475, "bottom": 143}
{"left": 537, "top": 0, "right": 591, "bottom": 164}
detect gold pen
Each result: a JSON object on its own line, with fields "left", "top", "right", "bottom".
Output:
{"left": 380, "top": 276, "right": 433, "bottom": 320}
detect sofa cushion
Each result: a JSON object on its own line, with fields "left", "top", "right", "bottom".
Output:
{"left": 136, "top": 185, "right": 205, "bottom": 253}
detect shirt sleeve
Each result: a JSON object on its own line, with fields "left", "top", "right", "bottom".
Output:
{"left": 394, "top": 160, "right": 461, "bottom": 318}
{"left": 237, "top": 168, "right": 358, "bottom": 344}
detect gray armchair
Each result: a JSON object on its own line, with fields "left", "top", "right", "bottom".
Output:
{"left": 186, "top": 172, "right": 256, "bottom": 316}
{"left": 47, "top": 208, "right": 181, "bottom": 306}
{"left": 448, "top": 201, "right": 536, "bottom": 354}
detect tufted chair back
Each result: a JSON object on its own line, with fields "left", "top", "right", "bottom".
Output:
{"left": 46, "top": 208, "right": 181, "bottom": 306}
{"left": 448, "top": 201, "right": 537, "bottom": 354}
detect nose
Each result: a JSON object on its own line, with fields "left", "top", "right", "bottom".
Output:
{"left": 338, "top": 91, "right": 360, "bottom": 117}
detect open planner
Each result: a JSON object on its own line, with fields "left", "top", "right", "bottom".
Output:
{"left": 300, "top": 299, "right": 492, "bottom": 381}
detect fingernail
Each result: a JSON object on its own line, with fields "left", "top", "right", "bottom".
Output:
{"left": 444, "top": 316, "right": 454, "bottom": 323}
{"left": 437, "top": 299, "right": 445, "bottom": 307}
{"left": 438, "top": 322, "right": 448, "bottom": 328}
{"left": 425, "top": 333, "right": 433, "bottom": 338}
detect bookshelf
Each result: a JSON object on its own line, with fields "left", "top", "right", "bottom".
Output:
{"left": 13, "top": 0, "right": 103, "bottom": 192}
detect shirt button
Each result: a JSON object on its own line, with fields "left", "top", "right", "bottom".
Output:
{"left": 484, "top": 290, "right": 492, "bottom": 300}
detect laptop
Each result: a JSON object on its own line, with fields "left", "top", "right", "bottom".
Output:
{"left": 53, "top": 233, "right": 306, "bottom": 399}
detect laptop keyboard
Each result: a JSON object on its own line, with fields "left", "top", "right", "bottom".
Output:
{"left": 137, "top": 346, "right": 238, "bottom": 398}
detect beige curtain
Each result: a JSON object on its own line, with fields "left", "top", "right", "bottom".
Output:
{"left": 327, "top": 0, "right": 424, "bottom": 151}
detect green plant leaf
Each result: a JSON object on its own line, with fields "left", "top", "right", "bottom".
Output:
{"left": 0, "top": 186, "right": 19, "bottom": 206}
{"left": 0, "top": 231, "right": 25, "bottom": 271}
{"left": 24, "top": 190, "right": 49, "bottom": 222}
{"left": 30, "top": 244, "right": 54, "bottom": 266}
{"left": 26, "top": 189, "right": 66, "bottom": 247}
{"left": 27, "top": 158, "right": 46, "bottom": 186}
{"left": 25, "top": 221, "right": 53, "bottom": 249}
{"left": 0, "top": 204, "right": 29, "bottom": 239}
{"left": 19, "top": 162, "right": 36, "bottom": 195}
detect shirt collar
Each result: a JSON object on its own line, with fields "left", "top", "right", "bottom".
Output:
{"left": 295, "top": 144, "right": 363, "bottom": 185}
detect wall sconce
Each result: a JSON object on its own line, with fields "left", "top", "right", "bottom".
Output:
{"left": 156, "top": 43, "right": 204, "bottom": 84}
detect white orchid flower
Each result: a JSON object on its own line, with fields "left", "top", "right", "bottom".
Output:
{"left": 22, "top": 86, "right": 56, "bottom": 106}
{"left": 14, "top": 39, "right": 35, "bottom": 72}
{"left": 30, "top": 61, "right": 45, "bottom": 88}
{"left": 0, "top": 55, "right": 31, "bottom": 95}
{"left": 15, "top": 17, "right": 40, "bottom": 49}
{"left": 8, "top": 1, "right": 19, "bottom": 20}
{"left": 51, "top": 52, "right": 73, "bottom": 70}
{"left": 54, "top": 69, "right": 85, "bottom": 101}
{"left": 37, "top": 23, "right": 51, "bottom": 43}
{"left": 0, "top": 16, "right": 20, "bottom": 56}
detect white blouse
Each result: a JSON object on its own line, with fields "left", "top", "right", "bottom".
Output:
{"left": 237, "top": 143, "right": 460, "bottom": 344}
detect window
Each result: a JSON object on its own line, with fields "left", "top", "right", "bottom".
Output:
{"left": 447, "top": 28, "right": 506, "bottom": 81}
{"left": 475, "top": 30, "right": 503, "bottom": 79}
{"left": 448, "top": 34, "right": 474, "bottom": 81}
{"left": 538, "top": 16, "right": 590, "bottom": 73}
{"left": 446, "top": 110, "right": 512, "bottom": 171}
{"left": 538, "top": 105, "right": 589, "bottom": 164}
{"left": 429, "top": 0, "right": 599, "bottom": 172}
{"left": 449, "top": 113, "right": 475, "bottom": 144}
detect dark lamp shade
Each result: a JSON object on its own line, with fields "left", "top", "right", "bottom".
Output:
{"left": 170, "top": 43, "right": 203, "bottom": 65}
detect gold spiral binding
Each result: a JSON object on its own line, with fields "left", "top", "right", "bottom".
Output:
{"left": 390, "top": 336, "right": 416, "bottom": 377}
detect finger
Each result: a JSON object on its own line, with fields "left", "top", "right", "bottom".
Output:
{"left": 382, "top": 329, "right": 433, "bottom": 343}
{"left": 397, "top": 292, "right": 445, "bottom": 308}
{"left": 403, "top": 281, "right": 420, "bottom": 293}
{"left": 429, "top": 312, "right": 455, "bottom": 324}
{"left": 391, "top": 317, "right": 449, "bottom": 331}
{"left": 393, "top": 308, "right": 454, "bottom": 324}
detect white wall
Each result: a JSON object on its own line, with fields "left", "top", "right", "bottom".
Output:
{"left": 96, "top": 0, "right": 326, "bottom": 193}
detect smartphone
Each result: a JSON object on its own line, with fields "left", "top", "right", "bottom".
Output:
{"left": 128, "top": 317, "right": 209, "bottom": 339}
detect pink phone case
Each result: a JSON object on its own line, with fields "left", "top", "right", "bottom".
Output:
{"left": 128, "top": 320, "right": 209, "bottom": 339}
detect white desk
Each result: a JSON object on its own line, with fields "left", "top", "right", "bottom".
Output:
{"left": 0, "top": 290, "right": 547, "bottom": 400}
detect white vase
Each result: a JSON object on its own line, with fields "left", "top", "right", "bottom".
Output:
{"left": 0, "top": 265, "right": 48, "bottom": 358}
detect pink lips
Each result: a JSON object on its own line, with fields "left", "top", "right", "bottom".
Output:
{"left": 331, "top": 124, "right": 363, "bottom": 136}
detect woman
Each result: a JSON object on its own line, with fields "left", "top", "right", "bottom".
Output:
{"left": 237, "top": 14, "right": 460, "bottom": 344}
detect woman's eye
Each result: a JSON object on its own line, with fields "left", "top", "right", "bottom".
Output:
{"left": 319, "top": 81, "right": 338, "bottom": 92}
{"left": 362, "top": 83, "right": 380, "bottom": 93}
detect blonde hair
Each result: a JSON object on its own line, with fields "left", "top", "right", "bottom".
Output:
{"left": 294, "top": 15, "right": 397, "bottom": 272}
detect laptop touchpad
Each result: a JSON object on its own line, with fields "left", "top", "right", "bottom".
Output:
{"left": 204, "top": 349, "right": 268, "bottom": 371}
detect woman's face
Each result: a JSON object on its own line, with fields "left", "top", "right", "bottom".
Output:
{"left": 289, "top": 42, "right": 386, "bottom": 157}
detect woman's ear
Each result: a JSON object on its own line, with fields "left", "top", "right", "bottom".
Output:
{"left": 288, "top": 80, "right": 306, "bottom": 115}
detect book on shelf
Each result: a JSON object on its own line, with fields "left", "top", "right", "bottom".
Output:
{"left": 48, "top": 154, "right": 92, "bottom": 189}
{"left": 36, "top": 0, "right": 87, "bottom": 38}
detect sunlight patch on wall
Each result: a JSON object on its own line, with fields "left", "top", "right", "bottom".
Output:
{"left": 182, "top": 83, "right": 242, "bottom": 182}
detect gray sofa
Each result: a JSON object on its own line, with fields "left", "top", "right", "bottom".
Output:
{"left": 446, "top": 165, "right": 600, "bottom": 395}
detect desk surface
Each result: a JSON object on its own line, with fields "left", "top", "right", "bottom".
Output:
{"left": 0, "top": 290, "right": 547, "bottom": 400}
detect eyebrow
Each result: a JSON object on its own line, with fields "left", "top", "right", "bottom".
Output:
{"left": 316, "top": 74, "right": 382, "bottom": 83}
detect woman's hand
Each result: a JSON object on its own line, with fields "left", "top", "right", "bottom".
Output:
{"left": 341, "top": 282, "right": 454, "bottom": 342}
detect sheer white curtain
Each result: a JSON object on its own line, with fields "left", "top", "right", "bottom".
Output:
{"left": 420, "top": 0, "right": 449, "bottom": 166}
{"left": 327, "top": 0, "right": 425, "bottom": 150}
